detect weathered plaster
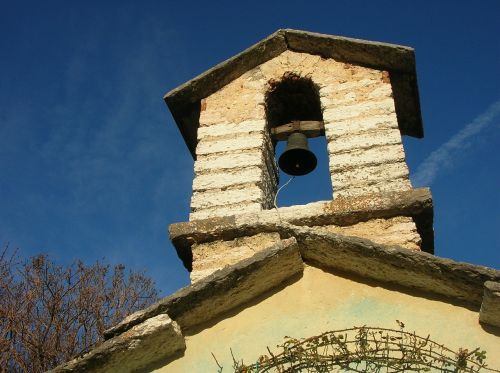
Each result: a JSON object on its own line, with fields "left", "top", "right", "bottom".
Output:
{"left": 156, "top": 266, "right": 500, "bottom": 372}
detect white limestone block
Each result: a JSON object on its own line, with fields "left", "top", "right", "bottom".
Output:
{"left": 195, "top": 151, "right": 263, "bottom": 173}
{"left": 197, "top": 120, "right": 266, "bottom": 139}
{"left": 189, "top": 202, "right": 262, "bottom": 220}
{"left": 325, "top": 113, "right": 399, "bottom": 138}
{"left": 196, "top": 134, "right": 264, "bottom": 155}
{"left": 191, "top": 185, "right": 263, "bottom": 209}
{"left": 334, "top": 177, "right": 412, "bottom": 197}
{"left": 192, "top": 167, "right": 263, "bottom": 191}
{"left": 327, "top": 128, "right": 402, "bottom": 154}
{"left": 329, "top": 144, "right": 406, "bottom": 171}
{"left": 367, "top": 84, "right": 393, "bottom": 99}
{"left": 332, "top": 161, "right": 410, "bottom": 187}
{"left": 319, "top": 79, "right": 380, "bottom": 96}
{"left": 323, "top": 97, "right": 395, "bottom": 122}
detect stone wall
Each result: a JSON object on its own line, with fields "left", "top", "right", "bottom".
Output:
{"left": 189, "top": 217, "right": 421, "bottom": 282}
{"left": 320, "top": 73, "right": 412, "bottom": 197}
{"left": 192, "top": 119, "right": 276, "bottom": 220}
{"left": 191, "top": 50, "right": 412, "bottom": 220}
{"left": 175, "top": 188, "right": 433, "bottom": 282}
{"left": 190, "top": 233, "right": 281, "bottom": 282}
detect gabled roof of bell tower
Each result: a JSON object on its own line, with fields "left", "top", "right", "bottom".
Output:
{"left": 164, "top": 29, "right": 423, "bottom": 158}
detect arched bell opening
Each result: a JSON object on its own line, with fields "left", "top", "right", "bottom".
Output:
{"left": 264, "top": 72, "right": 332, "bottom": 208}
{"left": 265, "top": 72, "right": 323, "bottom": 128}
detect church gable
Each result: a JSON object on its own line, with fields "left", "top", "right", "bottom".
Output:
{"left": 162, "top": 265, "right": 500, "bottom": 372}
{"left": 51, "top": 228, "right": 500, "bottom": 372}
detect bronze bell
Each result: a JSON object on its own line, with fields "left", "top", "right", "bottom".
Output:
{"left": 278, "top": 132, "right": 317, "bottom": 176}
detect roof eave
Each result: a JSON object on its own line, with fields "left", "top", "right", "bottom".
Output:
{"left": 164, "top": 29, "right": 424, "bottom": 159}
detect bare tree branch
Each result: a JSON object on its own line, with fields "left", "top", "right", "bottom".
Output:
{"left": 0, "top": 245, "right": 159, "bottom": 372}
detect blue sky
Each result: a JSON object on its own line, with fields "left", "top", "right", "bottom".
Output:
{"left": 1, "top": 0, "right": 499, "bottom": 296}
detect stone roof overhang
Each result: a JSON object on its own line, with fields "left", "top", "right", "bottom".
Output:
{"left": 52, "top": 227, "right": 500, "bottom": 372}
{"left": 164, "top": 29, "right": 424, "bottom": 159}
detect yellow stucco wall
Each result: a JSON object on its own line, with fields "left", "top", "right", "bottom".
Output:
{"left": 156, "top": 265, "right": 500, "bottom": 372}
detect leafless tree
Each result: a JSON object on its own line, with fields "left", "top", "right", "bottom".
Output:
{"left": 0, "top": 245, "right": 159, "bottom": 372}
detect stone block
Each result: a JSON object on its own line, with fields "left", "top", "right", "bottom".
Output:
{"left": 189, "top": 202, "right": 262, "bottom": 221}
{"left": 367, "top": 84, "right": 393, "bottom": 99}
{"left": 192, "top": 167, "right": 262, "bottom": 191}
{"left": 196, "top": 134, "right": 264, "bottom": 155}
{"left": 329, "top": 144, "right": 406, "bottom": 171}
{"left": 293, "top": 227, "right": 499, "bottom": 306}
{"left": 323, "top": 97, "right": 395, "bottom": 122}
{"left": 334, "top": 177, "right": 412, "bottom": 197}
{"left": 197, "top": 119, "right": 266, "bottom": 139}
{"left": 194, "top": 150, "right": 262, "bottom": 173}
{"left": 172, "top": 188, "right": 435, "bottom": 261}
{"left": 327, "top": 128, "right": 402, "bottom": 154}
{"left": 324, "top": 114, "right": 398, "bottom": 138}
{"left": 198, "top": 77, "right": 265, "bottom": 126}
{"left": 104, "top": 238, "right": 304, "bottom": 338}
{"left": 479, "top": 281, "right": 500, "bottom": 327}
{"left": 318, "top": 217, "right": 421, "bottom": 251}
{"left": 191, "top": 185, "right": 264, "bottom": 210}
{"left": 332, "top": 161, "right": 410, "bottom": 188}
{"left": 320, "top": 78, "right": 376, "bottom": 94}
{"left": 191, "top": 232, "right": 282, "bottom": 282}
{"left": 50, "top": 314, "right": 184, "bottom": 373}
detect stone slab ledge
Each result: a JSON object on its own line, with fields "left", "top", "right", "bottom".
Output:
{"left": 49, "top": 314, "right": 185, "bottom": 373}
{"left": 170, "top": 188, "right": 434, "bottom": 270}
{"left": 288, "top": 225, "right": 500, "bottom": 307}
{"left": 104, "top": 237, "right": 303, "bottom": 340}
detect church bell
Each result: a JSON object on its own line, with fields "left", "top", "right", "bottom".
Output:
{"left": 278, "top": 132, "right": 317, "bottom": 176}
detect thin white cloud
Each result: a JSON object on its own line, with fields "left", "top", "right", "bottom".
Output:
{"left": 412, "top": 99, "right": 500, "bottom": 186}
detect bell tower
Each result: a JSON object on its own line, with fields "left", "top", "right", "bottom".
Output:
{"left": 165, "top": 29, "right": 432, "bottom": 282}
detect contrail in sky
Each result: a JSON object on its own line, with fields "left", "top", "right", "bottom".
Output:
{"left": 412, "top": 99, "right": 500, "bottom": 186}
